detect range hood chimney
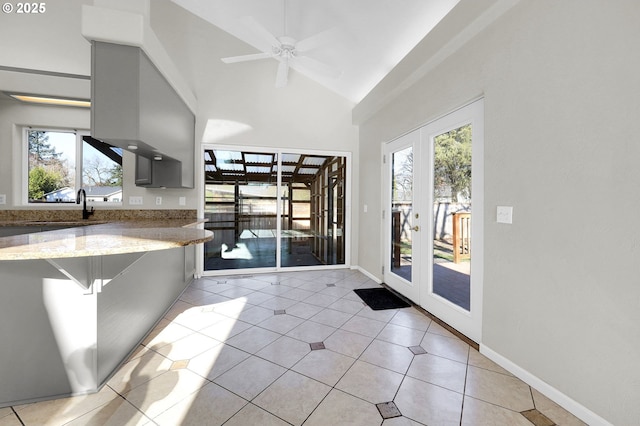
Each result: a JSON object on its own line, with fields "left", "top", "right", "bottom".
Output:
{"left": 91, "top": 41, "right": 195, "bottom": 188}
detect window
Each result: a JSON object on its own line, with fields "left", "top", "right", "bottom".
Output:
{"left": 25, "top": 128, "right": 123, "bottom": 204}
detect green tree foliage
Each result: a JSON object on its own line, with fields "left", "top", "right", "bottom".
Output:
{"left": 434, "top": 124, "right": 472, "bottom": 202}
{"left": 27, "top": 131, "right": 71, "bottom": 200}
{"left": 28, "top": 131, "right": 60, "bottom": 164}
{"left": 108, "top": 164, "right": 123, "bottom": 187}
{"left": 28, "top": 167, "right": 64, "bottom": 200}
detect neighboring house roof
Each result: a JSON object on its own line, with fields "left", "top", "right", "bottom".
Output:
{"left": 43, "top": 187, "right": 75, "bottom": 200}
{"left": 44, "top": 186, "right": 122, "bottom": 200}
{"left": 84, "top": 186, "right": 122, "bottom": 197}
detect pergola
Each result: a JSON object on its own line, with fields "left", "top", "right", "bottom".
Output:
{"left": 204, "top": 150, "right": 332, "bottom": 185}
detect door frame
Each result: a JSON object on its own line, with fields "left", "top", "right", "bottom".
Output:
{"left": 382, "top": 98, "right": 484, "bottom": 342}
{"left": 198, "top": 144, "right": 353, "bottom": 277}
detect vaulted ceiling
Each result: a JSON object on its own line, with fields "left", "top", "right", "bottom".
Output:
{"left": 171, "top": 0, "right": 460, "bottom": 103}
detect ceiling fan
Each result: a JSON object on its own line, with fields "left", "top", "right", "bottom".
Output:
{"left": 220, "top": 2, "right": 341, "bottom": 88}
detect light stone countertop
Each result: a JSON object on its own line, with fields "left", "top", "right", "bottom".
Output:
{"left": 0, "top": 219, "right": 212, "bottom": 260}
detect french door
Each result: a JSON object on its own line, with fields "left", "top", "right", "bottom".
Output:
{"left": 384, "top": 99, "right": 483, "bottom": 342}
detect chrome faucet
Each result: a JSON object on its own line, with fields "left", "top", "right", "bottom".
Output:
{"left": 76, "top": 189, "right": 95, "bottom": 220}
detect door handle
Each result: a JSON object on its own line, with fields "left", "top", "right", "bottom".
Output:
{"left": 412, "top": 226, "right": 420, "bottom": 231}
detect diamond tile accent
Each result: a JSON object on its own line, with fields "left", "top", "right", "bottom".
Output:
{"left": 274, "top": 309, "right": 286, "bottom": 315}
{"left": 170, "top": 359, "right": 189, "bottom": 370}
{"left": 409, "top": 345, "right": 427, "bottom": 355}
{"left": 310, "top": 342, "right": 326, "bottom": 351}
{"left": 521, "top": 409, "right": 555, "bottom": 426}
{"left": 376, "top": 401, "right": 402, "bottom": 419}
{"left": 326, "top": 283, "right": 336, "bottom": 287}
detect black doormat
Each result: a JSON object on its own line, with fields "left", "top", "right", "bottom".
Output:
{"left": 354, "top": 287, "right": 411, "bottom": 310}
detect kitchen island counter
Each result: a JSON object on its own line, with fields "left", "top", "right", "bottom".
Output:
{"left": 0, "top": 215, "right": 212, "bottom": 408}
{"left": 0, "top": 219, "right": 212, "bottom": 260}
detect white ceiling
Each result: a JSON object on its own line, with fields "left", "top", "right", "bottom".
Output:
{"left": 170, "top": 0, "right": 460, "bottom": 103}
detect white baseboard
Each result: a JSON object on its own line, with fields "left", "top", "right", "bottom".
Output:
{"left": 480, "top": 344, "right": 612, "bottom": 426}
{"left": 353, "top": 265, "right": 382, "bottom": 283}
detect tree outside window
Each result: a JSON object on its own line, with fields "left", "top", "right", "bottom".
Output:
{"left": 434, "top": 124, "right": 472, "bottom": 203}
{"left": 28, "top": 130, "right": 74, "bottom": 202}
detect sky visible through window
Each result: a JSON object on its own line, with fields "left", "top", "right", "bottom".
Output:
{"left": 44, "top": 131, "right": 109, "bottom": 168}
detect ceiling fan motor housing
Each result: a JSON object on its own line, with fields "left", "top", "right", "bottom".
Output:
{"left": 274, "top": 36, "right": 297, "bottom": 59}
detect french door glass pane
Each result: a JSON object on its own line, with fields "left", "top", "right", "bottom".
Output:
{"left": 432, "top": 124, "right": 471, "bottom": 310}
{"left": 390, "top": 146, "right": 413, "bottom": 282}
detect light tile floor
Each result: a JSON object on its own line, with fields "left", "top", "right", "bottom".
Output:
{"left": 1, "top": 269, "right": 588, "bottom": 426}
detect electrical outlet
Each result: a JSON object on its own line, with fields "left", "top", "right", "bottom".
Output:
{"left": 179, "top": 196, "right": 186, "bottom": 206}
{"left": 129, "top": 196, "right": 143, "bottom": 205}
{"left": 155, "top": 196, "right": 162, "bottom": 205}
{"left": 0, "top": 194, "right": 5, "bottom": 205}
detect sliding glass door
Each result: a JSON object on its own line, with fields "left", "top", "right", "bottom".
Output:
{"left": 203, "top": 150, "right": 278, "bottom": 270}
{"left": 203, "top": 148, "right": 348, "bottom": 273}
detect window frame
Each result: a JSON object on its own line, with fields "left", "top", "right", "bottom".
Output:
{"left": 21, "top": 126, "right": 123, "bottom": 207}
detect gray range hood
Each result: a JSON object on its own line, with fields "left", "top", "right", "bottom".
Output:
{"left": 91, "top": 41, "right": 195, "bottom": 188}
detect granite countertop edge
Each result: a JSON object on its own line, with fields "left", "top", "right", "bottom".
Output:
{"left": 0, "top": 218, "right": 212, "bottom": 261}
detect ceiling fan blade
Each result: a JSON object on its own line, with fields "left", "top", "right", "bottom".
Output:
{"left": 240, "top": 16, "right": 280, "bottom": 49}
{"left": 292, "top": 55, "right": 342, "bottom": 79}
{"left": 275, "top": 60, "right": 289, "bottom": 88}
{"left": 295, "top": 28, "right": 340, "bottom": 53}
{"left": 221, "top": 52, "right": 272, "bottom": 64}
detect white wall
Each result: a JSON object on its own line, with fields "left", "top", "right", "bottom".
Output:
{"left": 0, "top": 0, "right": 92, "bottom": 75}
{"left": 356, "top": 0, "right": 640, "bottom": 424}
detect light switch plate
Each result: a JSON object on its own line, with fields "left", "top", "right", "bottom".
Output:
{"left": 129, "top": 196, "right": 143, "bottom": 205}
{"left": 179, "top": 196, "right": 186, "bottom": 206}
{"left": 0, "top": 194, "right": 5, "bottom": 205}
{"left": 497, "top": 206, "right": 513, "bottom": 224}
